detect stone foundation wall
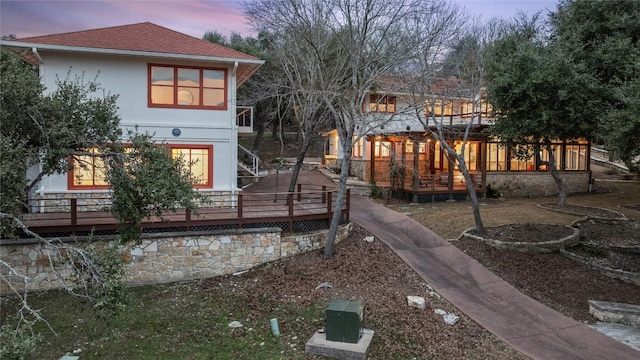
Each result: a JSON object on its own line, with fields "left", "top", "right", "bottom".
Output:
{"left": 0, "top": 223, "right": 352, "bottom": 293}
{"left": 486, "top": 172, "right": 591, "bottom": 197}
{"left": 33, "top": 190, "right": 234, "bottom": 213}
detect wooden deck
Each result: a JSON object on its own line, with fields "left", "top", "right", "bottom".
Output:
{"left": 17, "top": 186, "right": 349, "bottom": 237}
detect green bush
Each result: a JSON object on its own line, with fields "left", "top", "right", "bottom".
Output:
{"left": 0, "top": 323, "right": 41, "bottom": 360}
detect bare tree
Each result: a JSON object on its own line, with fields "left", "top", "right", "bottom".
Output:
{"left": 246, "top": 0, "right": 473, "bottom": 257}
{"left": 403, "top": 18, "right": 505, "bottom": 233}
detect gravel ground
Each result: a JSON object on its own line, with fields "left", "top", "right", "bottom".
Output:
{"left": 201, "top": 224, "right": 530, "bottom": 359}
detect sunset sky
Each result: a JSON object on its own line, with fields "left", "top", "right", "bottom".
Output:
{"left": 1, "top": 0, "right": 557, "bottom": 39}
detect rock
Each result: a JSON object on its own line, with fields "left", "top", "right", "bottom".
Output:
{"left": 228, "top": 321, "right": 243, "bottom": 328}
{"left": 434, "top": 308, "right": 447, "bottom": 315}
{"left": 315, "top": 282, "right": 333, "bottom": 290}
{"left": 364, "top": 236, "right": 375, "bottom": 243}
{"left": 407, "top": 295, "right": 426, "bottom": 310}
{"left": 443, "top": 313, "right": 459, "bottom": 325}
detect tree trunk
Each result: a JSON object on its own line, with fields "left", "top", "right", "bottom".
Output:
{"left": 547, "top": 143, "right": 567, "bottom": 206}
{"left": 251, "top": 119, "right": 268, "bottom": 152}
{"left": 324, "top": 155, "right": 350, "bottom": 259}
{"left": 287, "top": 137, "right": 312, "bottom": 193}
{"left": 456, "top": 153, "right": 484, "bottom": 233}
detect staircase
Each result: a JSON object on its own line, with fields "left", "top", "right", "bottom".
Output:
{"left": 238, "top": 144, "right": 262, "bottom": 177}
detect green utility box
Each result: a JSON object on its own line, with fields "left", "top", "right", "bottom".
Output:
{"left": 325, "top": 299, "right": 364, "bottom": 343}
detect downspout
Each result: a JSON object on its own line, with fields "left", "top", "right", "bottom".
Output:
{"left": 231, "top": 62, "right": 238, "bottom": 207}
{"left": 33, "top": 47, "right": 46, "bottom": 213}
{"left": 32, "top": 47, "right": 44, "bottom": 64}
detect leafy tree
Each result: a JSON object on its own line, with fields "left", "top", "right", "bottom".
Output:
{"left": 106, "top": 131, "right": 201, "bottom": 244}
{"left": 1, "top": 48, "right": 201, "bottom": 354}
{"left": 486, "top": 15, "right": 599, "bottom": 205}
{"left": 551, "top": 0, "right": 640, "bottom": 171}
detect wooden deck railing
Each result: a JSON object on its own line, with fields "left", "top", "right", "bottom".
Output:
{"left": 18, "top": 184, "right": 350, "bottom": 237}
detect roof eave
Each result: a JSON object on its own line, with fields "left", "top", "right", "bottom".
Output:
{"left": 0, "top": 41, "right": 265, "bottom": 66}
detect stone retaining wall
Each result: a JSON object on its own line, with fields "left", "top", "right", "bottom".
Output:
{"left": 486, "top": 172, "right": 590, "bottom": 197}
{"left": 0, "top": 223, "right": 352, "bottom": 293}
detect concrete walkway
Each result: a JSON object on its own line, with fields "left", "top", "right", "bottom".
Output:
{"left": 349, "top": 195, "right": 639, "bottom": 360}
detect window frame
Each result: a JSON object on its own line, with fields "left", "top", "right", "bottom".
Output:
{"left": 148, "top": 64, "right": 228, "bottom": 110}
{"left": 374, "top": 140, "right": 392, "bottom": 158}
{"left": 68, "top": 149, "right": 110, "bottom": 190}
{"left": 368, "top": 94, "right": 396, "bottom": 113}
{"left": 170, "top": 144, "right": 214, "bottom": 189}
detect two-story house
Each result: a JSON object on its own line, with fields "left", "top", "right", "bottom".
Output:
{"left": 324, "top": 83, "right": 591, "bottom": 201}
{"left": 2, "top": 22, "right": 264, "bottom": 211}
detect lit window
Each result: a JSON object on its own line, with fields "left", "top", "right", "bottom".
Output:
{"left": 455, "top": 142, "right": 478, "bottom": 171}
{"left": 539, "top": 145, "right": 561, "bottom": 171}
{"left": 509, "top": 145, "right": 535, "bottom": 171}
{"left": 149, "top": 65, "right": 226, "bottom": 109}
{"left": 69, "top": 148, "right": 109, "bottom": 189}
{"left": 171, "top": 146, "right": 213, "bottom": 188}
{"left": 486, "top": 143, "right": 507, "bottom": 171}
{"left": 369, "top": 94, "right": 396, "bottom": 113}
{"left": 461, "top": 99, "right": 493, "bottom": 118}
{"left": 374, "top": 141, "right": 391, "bottom": 157}
{"left": 426, "top": 99, "right": 453, "bottom": 117}
{"left": 352, "top": 136, "right": 364, "bottom": 158}
{"left": 565, "top": 144, "right": 588, "bottom": 171}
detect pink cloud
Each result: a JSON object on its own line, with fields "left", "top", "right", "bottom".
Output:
{"left": 1, "top": 0, "right": 254, "bottom": 39}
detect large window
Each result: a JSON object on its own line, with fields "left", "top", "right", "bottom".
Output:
{"left": 171, "top": 145, "right": 213, "bottom": 188}
{"left": 454, "top": 142, "right": 479, "bottom": 171}
{"left": 426, "top": 99, "right": 453, "bottom": 117}
{"left": 369, "top": 94, "right": 396, "bottom": 113}
{"left": 565, "top": 143, "right": 588, "bottom": 170}
{"left": 352, "top": 136, "right": 364, "bottom": 158}
{"left": 149, "top": 65, "right": 227, "bottom": 109}
{"left": 509, "top": 145, "right": 535, "bottom": 171}
{"left": 374, "top": 140, "right": 391, "bottom": 157}
{"left": 461, "top": 99, "right": 493, "bottom": 118}
{"left": 486, "top": 143, "right": 507, "bottom": 171}
{"left": 539, "top": 145, "right": 561, "bottom": 171}
{"left": 405, "top": 140, "right": 426, "bottom": 154}
{"left": 69, "top": 148, "right": 109, "bottom": 189}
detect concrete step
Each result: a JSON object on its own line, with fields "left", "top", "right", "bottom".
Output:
{"left": 589, "top": 300, "right": 640, "bottom": 326}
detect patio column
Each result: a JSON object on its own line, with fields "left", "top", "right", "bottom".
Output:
{"left": 413, "top": 139, "right": 419, "bottom": 191}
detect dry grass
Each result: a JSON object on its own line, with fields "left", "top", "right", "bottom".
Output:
{"left": 386, "top": 180, "right": 640, "bottom": 240}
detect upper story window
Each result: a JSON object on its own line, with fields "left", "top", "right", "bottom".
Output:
{"left": 461, "top": 99, "right": 493, "bottom": 118}
{"left": 369, "top": 94, "right": 396, "bottom": 113}
{"left": 426, "top": 99, "right": 453, "bottom": 117}
{"left": 149, "top": 65, "right": 227, "bottom": 110}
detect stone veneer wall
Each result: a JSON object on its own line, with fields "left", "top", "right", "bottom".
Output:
{"left": 34, "top": 190, "right": 234, "bottom": 213}
{"left": 486, "top": 172, "right": 591, "bottom": 197}
{"left": 0, "top": 223, "right": 352, "bottom": 293}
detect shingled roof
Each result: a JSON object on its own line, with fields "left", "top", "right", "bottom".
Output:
{"left": 2, "top": 22, "right": 263, "bottom": 86}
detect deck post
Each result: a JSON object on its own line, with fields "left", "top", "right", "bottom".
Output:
{"left": 322, "top": 186, "right": 326, "bottom": 204}
{"left": 70, "top": 199, "right": 77, "bottom": 226}
{"left": 346, "top": 189, "right": 351, "bottom": 222}
{"left": 327, "top": 191, "right": 332, "bottom": 213}
{"left": 238, "top": 194, "right": 243, "bottom": 218}
{"left": 288, "top": 193, "right": 294, "bottom": 216}
{"left": 186, "top": 209, "right": 191, "bottom": 231}
{"left": 297, "top": 183, "right": 302, "bottom": 202}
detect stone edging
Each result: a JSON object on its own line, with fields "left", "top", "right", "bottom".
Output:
{"left": 560, "top": 249, "right": 640, "bottom": 286}
{"left": 536, "top": 203, "right": 629, "bottom": 222}
{"left": 460, "top": 225, "right": 580, "bottom": 254}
